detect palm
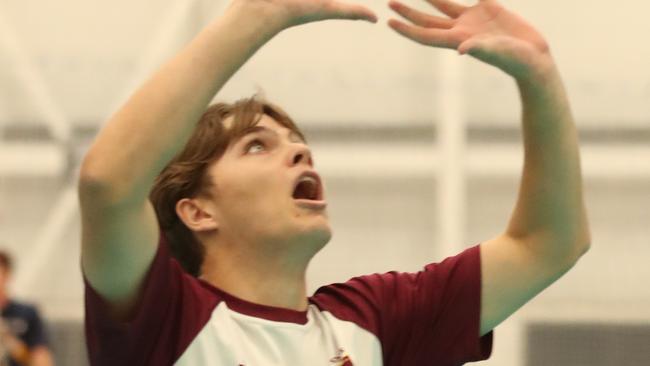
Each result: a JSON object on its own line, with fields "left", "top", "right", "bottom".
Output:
{"left": 388, "top": 0, "right": 550, "bottom": 77}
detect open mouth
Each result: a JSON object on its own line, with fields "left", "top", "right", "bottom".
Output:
{"left": 292, "top": 171, "right": 324, "bottom": 202}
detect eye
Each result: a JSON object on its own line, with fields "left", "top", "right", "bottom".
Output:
{"left": 245, "top": 139, "right": 266, "bottom": 154}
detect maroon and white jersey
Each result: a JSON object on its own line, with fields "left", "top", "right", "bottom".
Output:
{"left": 84, "top": 238, "right": 493, "bottom": 365}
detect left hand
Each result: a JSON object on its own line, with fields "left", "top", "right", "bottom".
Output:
{"left": 387, "top": 0, "right": 553, "bottom": 79}
{"left": 0, "top": 318, "right": 29, "bottom": 364}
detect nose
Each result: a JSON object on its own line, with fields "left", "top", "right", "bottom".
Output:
{"left": 290, "top": 144, "right": 313, "bottom": 167}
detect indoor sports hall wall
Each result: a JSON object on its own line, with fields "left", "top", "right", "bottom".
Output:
{"left": 0, "top": 0, "right": 648, "bottom": 365}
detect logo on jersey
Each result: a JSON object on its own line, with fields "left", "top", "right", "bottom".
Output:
{"left": 330, "top": 348, "right": 354, "bottom": 366}
{"left": 237, "top": 347, "right": 353, "bottom": 366}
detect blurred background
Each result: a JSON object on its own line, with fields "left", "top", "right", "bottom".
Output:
{"left": 0, "top": 0, "right": 649, "bottom": 364}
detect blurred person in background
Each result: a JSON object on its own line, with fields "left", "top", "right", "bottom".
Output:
{"left": 79, "top": 0, "right": 590, "bottom": 364}
{"left": 0, "top": 250, "right": 53, "bottom": 366}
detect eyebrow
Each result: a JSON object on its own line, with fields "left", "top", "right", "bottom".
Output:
{"left": 236, "top": 125, "right": 306, "bottom": 145}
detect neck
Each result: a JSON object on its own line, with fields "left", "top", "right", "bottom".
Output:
{"left": 200, "top": 239, "right": 313, "bottom": 311}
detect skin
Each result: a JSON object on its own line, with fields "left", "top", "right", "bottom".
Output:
{"left": 79, "top": 0, "right": 377, "bottom": 315}
{"left": 177, "top": 116, "right": 332, "bottom": 309}
{"left": 386, "top": 0, "right": 590, "bottom": 335}
{"left": 80, "top": 0, "right": 590, "bottom": 344}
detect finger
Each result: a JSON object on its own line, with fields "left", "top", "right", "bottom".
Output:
{"left": 326, "top": 2, "right": 379, "bottom": 22}
{"left": 388, "top": 18, "right": 459, "bottom": 48}
{"left": 388, "top": 1, "right": 454, "bottom": 29}
{"left": 425, "top": 0, "right": 467, "bottom": 18}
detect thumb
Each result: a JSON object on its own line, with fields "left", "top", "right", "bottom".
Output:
{"left": 457, "top": 36, "right": 505, "bottom": 68}
{"left": 457, "top": 35, "right": 494, "bottom": 56}
{"left": 458, "top": 35, "right": 516, "bottom": 65}
{"left": 458, "top": 35, "right": 539, "bottom": 78}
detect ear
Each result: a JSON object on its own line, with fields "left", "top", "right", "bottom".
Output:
{"left": 175, "top": 198, "right": 219, "bottom": 232}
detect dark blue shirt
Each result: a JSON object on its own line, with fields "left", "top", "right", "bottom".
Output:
{"left": 1, "top": 300, "right": 48, "bottom": 366}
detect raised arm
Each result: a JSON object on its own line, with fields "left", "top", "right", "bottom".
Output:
{"left": 387, "top": 0, "right": 591, "bottom": 335}
{"left": 79, "top": 0, "right": 377, "bottom": 313}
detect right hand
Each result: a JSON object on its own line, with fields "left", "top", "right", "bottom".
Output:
{"left": 235, "top": 0, "right": 378, "bottom": 29}
{"left": 387, "top": 0, "right": 552, "bottom": 80}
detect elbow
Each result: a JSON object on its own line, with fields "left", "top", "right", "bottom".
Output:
{"left": 79, "top": 150, "right": 114, "bottom": 192}
{"left": 525, "top": 230, "right": 591, "bottom": 270}
{"left": 572, "top": 224, "right": 592, "bottom": 260}
{"left": 78, "top": 146, "right": 154, "bottom": 209}
{"left": 557, "top": 222, "right": 592, "bottom": 266}
{"left": 573, "top": 237, "right": 591, "bottom": 262}
{"left": 78, "top": 153, "right": 138, "bottom": 207}
{"left": 78, "top": 159, "right": 115, "bottom": 207}
{"left": 78, "top": 153, "right": 107, "bottom": 193}
{"left": 562, "top": 233, "right": 591, "bottom": 269}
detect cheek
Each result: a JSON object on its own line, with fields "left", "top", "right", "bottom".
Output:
{"left": 219, "top": 173, "right": 288, "bottom": 215}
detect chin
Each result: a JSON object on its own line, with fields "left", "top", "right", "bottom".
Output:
{"left": 312, "top": 226, "right": 333, "bottom": 246}
{"left": 294, "top": 224, "right": 332, "bottom": 253}
{"left": 306, "top": 229, "right": 332, "bottom": 258}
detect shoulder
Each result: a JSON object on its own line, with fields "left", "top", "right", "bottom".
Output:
{"left": 312, "top": 244, "right": 481, "bottom": 303}
{"left": 310, "top": 244, "right": 482, "bottom": 318}
{"left": 308, "top": 245, "right": 489, "bottom": 364}
{"left": 84, "top": 247, "right": 226, "bottom": 366}
{"left": 3, "top": 300, "right": 40, "bottom": 318}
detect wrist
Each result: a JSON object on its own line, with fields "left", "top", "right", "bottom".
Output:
{"left": 514, "top": 51, "right": 559, "bottom": 87}
{"left": 515, "top": 54, "right": 567, "bottom": 106}
{"left": 226, "top": 0, "right": 292, "bottom": 34}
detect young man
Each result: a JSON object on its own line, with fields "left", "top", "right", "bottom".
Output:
{"left": 79, "top": 0, "right": 591, "bottom": 364}
{"left": 0, "top": 251, "right": 53, "bottom": 366}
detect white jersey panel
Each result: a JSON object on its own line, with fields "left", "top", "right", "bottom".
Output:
{"left": 175, "top": 303, "right": 382, "bottom": 366}
{"left": 318, "top": 311, "right": 384, "bottom": 365}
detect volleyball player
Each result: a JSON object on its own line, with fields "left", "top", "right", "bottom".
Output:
{"left": 79, "top": 0, "right": 591, "bottom": 364}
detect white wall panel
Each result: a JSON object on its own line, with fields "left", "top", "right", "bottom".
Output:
{"left": 464, "top": 0, "right": 650, "bottom": 127}
{"left": 2, "top": 0, "right": 649, "bottom": 128}
{"left": 1, "top": 0, "right": 649, "bottom": 363}
{"left": 0, "top": 0, "right": 195, "bottom": 124}
{"left": 468, "top": 177, "right": 650, "bottom": 307}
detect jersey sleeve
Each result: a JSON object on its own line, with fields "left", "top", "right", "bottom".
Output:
{"left": 311, "top": 244, "right": 493, "bottom": 366}
{"left": 83, "top": 235, "right": 219, "bottom": 366}
{"left": 23, "top": 305, "right": 48, "bottom": 348}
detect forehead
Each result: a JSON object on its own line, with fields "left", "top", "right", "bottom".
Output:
{"left": 251, "top": 114, "right": 287, "bottom": 130}
{"left": 225, "top": 113, "right": 305, "bottom": 144}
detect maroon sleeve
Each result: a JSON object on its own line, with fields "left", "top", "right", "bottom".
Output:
{"left": 311, "top": 244, "right": 493, "bottom": 366}
{"left": 83, "top": 236, "right": 219, "bottom": 366}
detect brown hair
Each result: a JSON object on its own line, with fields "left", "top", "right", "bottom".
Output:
{"left": 149, "top": 95, "right": 305, "bottom": 277}
{"left": 0, "top": 250, "right": 12, "bottom": 272}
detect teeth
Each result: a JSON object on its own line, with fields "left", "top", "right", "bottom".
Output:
{"left": 299, "top": 176, "right": 317, "bottom": 184}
